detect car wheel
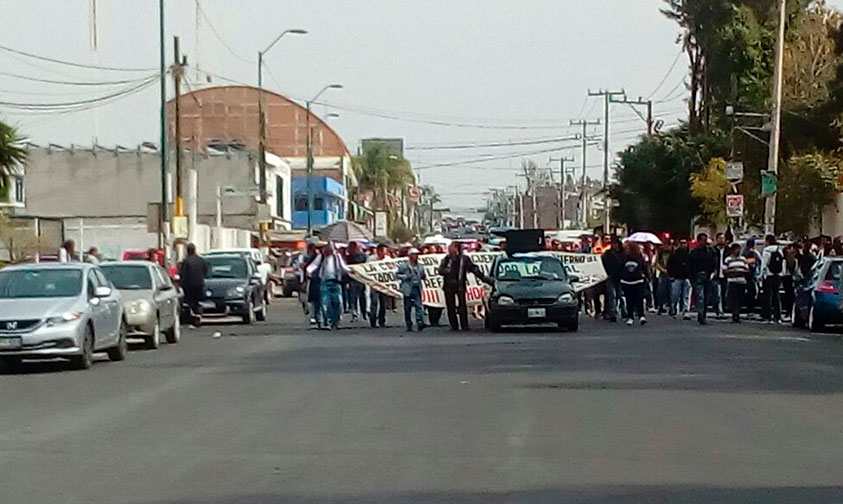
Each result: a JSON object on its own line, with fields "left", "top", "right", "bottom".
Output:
{"left": 792, "top": 304, "right": 805, "bottom": 329}
{"left": 809, "top": 306, "right": 825, "bottom": 333}
{"left": 71, "top": 325, "right": 94, "bottom": 370}
{"left": 0, "top": 356, "right": 22, "bottom": 374}
{"left": 560, "top": 319, "right": 579, "bottom": 332}
{"left": 282, "top": 285, "right": 294, "bottom": 298}
{"left": 165, "top": 308, "right": 181, "bottom": 344}
{"left": 242, "top": 299, "right": 255, "bottom": 325}
{"left": 256, "top": 297, "right": 267, "bottom": 322}
{"left": 484, "top": 314, "right": 501, "bottom": 332}
{"left": 146, "top": 318, "right": 161, "bottom": 350}
{"left": 107, "top": 320, "right": 128, "bottom": 361}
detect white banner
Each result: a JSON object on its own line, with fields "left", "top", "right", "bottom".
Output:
{"left": 348, "top": 252, "right": 607, "bottom": 309}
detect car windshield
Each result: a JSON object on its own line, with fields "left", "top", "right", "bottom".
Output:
{"left": 100, "top": 265, "right": 152, "bottom": 290}
{"left": 495, "top": 257, "right": 566, "bottom": 281}
{"left": 826, "top": 262, "right": 843, "bottom": 281}
{"left": 206, "top": 257, "right": 248, "bottom": 279}
{"left": 0, "top": 269, "right": 83, "bottom": 298}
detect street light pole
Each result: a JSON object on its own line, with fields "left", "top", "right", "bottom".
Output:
{"left": 257, "top": 28, "right": 307, "bottom": 204}
{"left": 305, "top": 84, "right": 343, "bottom": 235}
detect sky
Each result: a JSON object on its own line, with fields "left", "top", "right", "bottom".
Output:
{"left": 4, "top": 0, "right": 843, "bottom": 216}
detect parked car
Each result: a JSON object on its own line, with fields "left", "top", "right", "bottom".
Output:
{"left": 483, "top": 252, "right": 579, "bottom": 332}
{"left": 200, "top": 254, "right": 267, "bottom": 324}
{"left": 792, "top": 257, "right": 843, "bottom": 332}
{"left": 100, "top": 261, "right": 181, "bottom": 349}
{"left": 206, "top": 248, "right": 275, "bottom": 299}
{"left": 0, "top": 262, "right": 128, "bottom": 371}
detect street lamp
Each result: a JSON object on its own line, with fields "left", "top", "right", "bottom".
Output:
{"left": 257, "top": 28, "right": 307, "bottom": 204}
{"left": 306, "top": 84, "right": 343, "bottom": 234}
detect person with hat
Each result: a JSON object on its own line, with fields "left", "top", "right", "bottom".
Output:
{"left": 396, "top": 248, "right": 427, "bottom": 332}
{"left": 306, "top": 241, "right": 349, "bottom": 330}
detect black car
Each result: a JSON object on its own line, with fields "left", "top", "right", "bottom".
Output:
{"left": 200, "top": 254, "right": 267, "bottom": 324}
{"left": 484, "top": 253, "right": 579, "bottom": 332}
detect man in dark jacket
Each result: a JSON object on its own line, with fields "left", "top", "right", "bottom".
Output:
{"left": 438, "top": 242, "right": 491, "bottom": 331}
{"left": 600, "top": 237, "right": 624, "bottom": 322}
{"left": 179, "top": 243, "right": 208, "bottom": 326}
{"left": 688, "top": 233, "right": 718, "bottom": 325}
{"left": 667, "top": 238, "right": 691, "bottom": 318}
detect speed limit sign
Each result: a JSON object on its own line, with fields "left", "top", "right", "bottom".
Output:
{"left": 726, "top": 194, "right": 744, "bottom": 218}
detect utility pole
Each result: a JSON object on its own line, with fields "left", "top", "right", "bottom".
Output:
{"left": 589, "top": 89, "right": 625, "bottom": 233}
{"left": 765, "top": 0, "right": 786, "bottom": 236}
{"left": 158, "top": 0, "right": 168, "bottom": 252}
{"left": 173, "top": 36, "right": 184, "bottom": 220}
{"left": 610, "top": 95, "right": 653, "bottom": 136}
{"left": 570, "top": 119, "right": 600, "bottom": 227}
{"left": 550, "top": 156, "right": 575, "bottom": 229}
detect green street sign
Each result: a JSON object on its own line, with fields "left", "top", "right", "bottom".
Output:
{"left": 761, "top": 172, "right": 777, "bottom": 197}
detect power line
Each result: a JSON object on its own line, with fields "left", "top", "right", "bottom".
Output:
{"left": 0, "top": 70, "right": 161, "bottom": 87}
{"left": 0, "top": 76, "right": 159, "bottom": 112}
{"left": 406, "top": 135, "right": 578, "bottom": 151}
{"left": 0, "top": 43, "right": 156, "bottom": 72}
{"left": 647, "top": 47, "right": 684, "bottom": 99}
{"left": 196, "top": 2, "right": 256, "bottom": 65}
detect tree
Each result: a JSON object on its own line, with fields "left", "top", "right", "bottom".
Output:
{"left": 690, "top": 158, "right": 732, "bottom": 228}
{"left": 778, "top": 153, "right": 840, "bottom": 235}
{"left": 612, "top": 128, "right": 729, "bottom": 236}
{"left": 352, "top": 144, "right": 414, "bottom": 213}
{"left": 0, "top": 121, "right": 26, "bottom": 203}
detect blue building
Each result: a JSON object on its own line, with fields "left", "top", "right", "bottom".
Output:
{"left": 292, "top": 176, "right": 345, "bottom": 229}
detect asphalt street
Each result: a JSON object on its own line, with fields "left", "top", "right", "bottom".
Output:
{"left": 3, "top": 299, "right": 843, "bottom": 503}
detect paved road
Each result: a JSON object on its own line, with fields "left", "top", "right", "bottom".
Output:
{"left": 3, "top": 299, "right": 843, "bottom": 503}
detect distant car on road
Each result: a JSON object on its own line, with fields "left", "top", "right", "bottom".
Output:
{"left": 484, "top": 252, "right": 579, "bottom": 332}
{"left": 0, "top": 262, "right": 128, "bottom": 371}
{"left": 100, "top": 261, "right": 181, "bottom": 349}
{"left": 206, "top": 248, "right": 275, "bottom": 299}
{"left": 792, "top": 257, "right": 843, "bottom": 332}
{"left": 200, "top": 254, "right": 267, "bottom": 324}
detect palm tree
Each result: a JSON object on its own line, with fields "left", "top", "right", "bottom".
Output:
{"left": 0, "top": 121, "right": 26, "bottom": 203}
{"left": 353, "top": 144, "right": 414, "bottom": 212}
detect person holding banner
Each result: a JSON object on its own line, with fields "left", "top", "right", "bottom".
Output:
{"left": 307, "top": 242, "right": 349, "bottom": 330}
{"left": 396, "top": 248, "right": 427, "bottom": 332}
{"left": 438, "top": 241, "right": 492, "bottom": 331}
{"left": 368, "top": 244, "right": 391, "bottom": 328}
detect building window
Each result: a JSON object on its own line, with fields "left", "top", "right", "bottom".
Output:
{"left": 314, "top": 197, "right": 325, "bottom": 211}
{"left": 14, "top": 177, "right": 23, "bottom": 203}
{"left": 294, "top": 197, "right": 308, "bottom": 211}
{"left": 275, "top": 176, "right": 284, "bottom": 218}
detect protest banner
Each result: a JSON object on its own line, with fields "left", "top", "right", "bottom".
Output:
{"left": 348, "top": 252, "right": 606, "bottom": 309}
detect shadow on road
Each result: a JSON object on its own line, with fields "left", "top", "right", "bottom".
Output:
{"left": 136, "top": 485, "right": 843, "bottom": 504}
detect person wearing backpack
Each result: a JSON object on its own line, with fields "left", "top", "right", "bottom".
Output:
{"left": 760, "top": 234, "right": 785, "bottom": 323}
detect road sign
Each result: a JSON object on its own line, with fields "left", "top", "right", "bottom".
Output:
{"left": 375, "top": 211, "right": 388, "bottom": 237}
{"left": 761, "top": 172, "right": 778, "bottom": 197}
{"left": 726, "top": 162, "right": 744, "bottom": 182}
{"left": 172, "top": 216, "right": 188, "bottom": 239}
{"left": 726, "top": 195, "right": 744, "bottom": 218}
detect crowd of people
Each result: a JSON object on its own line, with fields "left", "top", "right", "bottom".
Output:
{"left": 299, "top": 239, "right": 492, "bottom": 333}
{"left": 583, "top": 231, "right": 823, "bottom": 326}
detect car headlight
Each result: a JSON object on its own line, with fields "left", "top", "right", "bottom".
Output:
{"left": 496, "top": 295, "right": 516, "bottom": 306}
{"left": 556, "top": 292, "right": 576, "bottom": 304}
{"left": 226, "top": 285, "right": 246, "bottom": 297}
{"left": 127, "top": 299, "right": 152, "bottom": 314}
{"left": 46, "top": 312, "right": 83, "bottom": 326}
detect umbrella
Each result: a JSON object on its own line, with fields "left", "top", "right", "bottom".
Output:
{"left": 626, "top": 232, "right": 663, "bottom": 245}
{"left": 315, "top": 220, "right": 373, "bottom": 243}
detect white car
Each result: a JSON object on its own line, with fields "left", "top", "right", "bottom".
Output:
{"left": 206, "top": 248, "right": 275, "bottom": 299}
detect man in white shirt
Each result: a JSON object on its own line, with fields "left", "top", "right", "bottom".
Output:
{"left": 307, "top": 242, "right": 349, "bottom": 330}
{"left": 760, "top": 234, "right": 785, "bottom": 323}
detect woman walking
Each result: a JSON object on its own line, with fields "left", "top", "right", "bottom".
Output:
{"left": 620, "top": 241, "right": 651, "bottom": 326}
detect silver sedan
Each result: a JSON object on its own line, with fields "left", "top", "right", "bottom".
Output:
{"left": 100, "top": 261, "right": 181, "bottom": 349}
{"left": 0, "top": 262, "right": 128, "bottom": 371}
